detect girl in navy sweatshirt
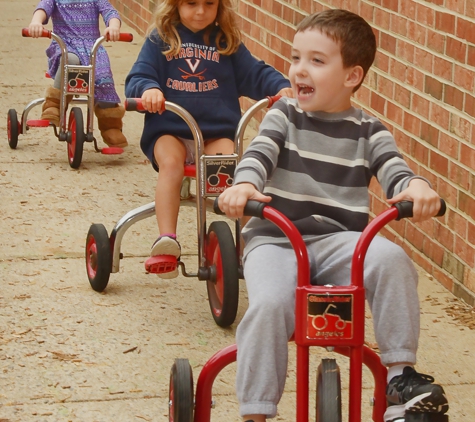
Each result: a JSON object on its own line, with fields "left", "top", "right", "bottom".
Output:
{"left": 125, "top": 0, "right": 291, "bottom": 278}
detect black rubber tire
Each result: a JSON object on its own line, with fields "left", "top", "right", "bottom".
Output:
{"left": 316, "top": 358, "right": 342, "bottom": 422}
{"left": 67, "top": 107, "right": 85, "bottom": 169}
{"left": 205, "top": 221, "right": 239, "bottom": 327}
{"left": 85, "top": 224, "right": 112, "bottom": 292}
{"left": 7, "top": 109, "right": 19, "bottom": 149}
{"left": 169, "top": 358, "right": 194, "bottom": 422}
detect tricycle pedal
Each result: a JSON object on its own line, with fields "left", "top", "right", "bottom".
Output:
{"left": 145, "top": 255, "right": 177, "bottom": 274}
{"left": 405, "top": 412, "right": 449, "bottom": 422}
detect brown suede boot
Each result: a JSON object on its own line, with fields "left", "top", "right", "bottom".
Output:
{"left": 94, "top": 104, "right": 128, "bottom": 148}
{"left": 41, "top": 86, "right": 61, "bottom": 126}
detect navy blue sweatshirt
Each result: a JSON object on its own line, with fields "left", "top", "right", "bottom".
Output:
{"left": 125, "top": 24, "right": 291, "bottom": 167}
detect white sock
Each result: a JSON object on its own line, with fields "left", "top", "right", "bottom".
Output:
{"left": 387, "top": 364, "right": 412, "bottom": 383}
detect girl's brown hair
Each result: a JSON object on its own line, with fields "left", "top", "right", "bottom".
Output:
{"left": 149, "top": 0, "right": 242, "bottom": 56}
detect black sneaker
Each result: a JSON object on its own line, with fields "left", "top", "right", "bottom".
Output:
{"left": 384, "top": 366, "right": 449, "bottom": 421}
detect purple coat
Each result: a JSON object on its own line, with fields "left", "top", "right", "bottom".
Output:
{"left": 35, "top": 0, "right": 121, "bottom": 103}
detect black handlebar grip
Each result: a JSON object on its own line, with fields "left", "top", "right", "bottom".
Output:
{"left": 213, "top": 198, "right": 267, "bottom": 219}
{"left": 395, "top": 199, "right": 446, "bottom": 220}
{"left": 124, "top": 98, "right": 140, "bottom": 111}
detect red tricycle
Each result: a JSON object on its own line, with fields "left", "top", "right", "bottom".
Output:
{"left": 84, "top": 96, "right": 281, "bottom": 328}
{"left": 7, "top": 28, "right": 133, "bottom": 168}
{"left": 168, "top": 199, "right": 447, "bottom": 422}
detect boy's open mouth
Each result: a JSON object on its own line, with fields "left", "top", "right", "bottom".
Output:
{"left": 298, "top": 84, "right": 314, "bottom": 96}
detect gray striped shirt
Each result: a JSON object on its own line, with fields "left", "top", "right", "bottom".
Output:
{"left": 236, "top": 97, "right": 423, "bottom": 254}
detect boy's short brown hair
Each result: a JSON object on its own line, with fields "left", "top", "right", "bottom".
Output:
{"left": 297, "top": 9, "right": 377, "bottom": 91}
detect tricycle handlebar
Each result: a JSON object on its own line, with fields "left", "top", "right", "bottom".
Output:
{"left": 213, "top": 198, "right": 446, "bottom": 221}
{"left": 22, "top": 28, "right": 51, "bottom": 38}
{"left": 395, "top": 199, "right": 446, "bottom": 220}
{"left": 22, "top": 28, "right": 133, "bottom": 42}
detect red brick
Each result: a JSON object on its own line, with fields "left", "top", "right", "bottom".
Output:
{"left": 412, "top": 93, "right": 431, "bottom": 119}
{"left": 371, "top": 92, "right": 386, "bottom": 114}
{"left": 446, "top": 37, "right": 466, "bottom": 63}
{"left": 400, "top": 1, "right": 416, "bottom": 19}
{"left": 435, "top": 10, "right": 456, "bottom": 34}
{"left": 429, "top": 103, "right": 450, "bottom": 131}
{"left": 429, "top": 150, "right": 449, "bottom": 176}
{"left": 435, "top": 220, "right": 455, "bottom": 251}
{"left": 416, "top": 3, "right": 435, "bottom": 27}
{"left": 420, "top": 120, "right": 439, "bottom": 147}
{"left": 460, "top": 143, "right": 475, "bottom": 169}
{"left": 427, "top": 29, "right": 445, "bottom": 54}
{"left": 458, "top": 191, "right": 475, "bottom": 220}
{"left": 411, "top": 136, "right": 429, "bottom": 165}
{"left": 414, "top": 46, "right": 433, "bottom": 73}
{"left": 394, "top": 85, "right": 411, "bottom": 109}
{"left": 455, "top": 236, "right": 475, "bottom": 267}
{"left": 454, "top": 65, "right": 474, "bottom": 91}
{"left": 386, "top": 101, "right": 404, "bottom": 126}
{"left": 437, "top": 178, "right": 458, "bottom": 207}
{"left": 449, "top": 162, "right": 470, "bottom": 191}
{"left": 456, "top": 17, "right": 475, "bottom": 44}
{"left": 380, "top": 32, "right": 397, "bottom": 55}
{"left": 444, "top": 85, "right": 464, "bottom": 110}
{"left": 450, "top": 114, "right": 471, "bottom": 142}
{"left": 445, "top": 0, "right": 465, "bottom": 14}
{"left": 437, "top": 132, "right": 458, "bottom": 159}
{"left": 432, "top": 56, "right": 454, "bottom": 81}
{"left": 424, "top": 75, "right": 443, "bottom": 100}
{"left": 432, "top": 267, "right": 454, "bottom": 292}
{"left": 468, "top": 45, "right": 475, "bottom": 67}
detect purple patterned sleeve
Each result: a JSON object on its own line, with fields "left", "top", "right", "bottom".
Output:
{"left": 97, "top": 0, "right": 121, "bottom": 27}
{"left": 34, "top": 0, "right": 55, "bottom": 24}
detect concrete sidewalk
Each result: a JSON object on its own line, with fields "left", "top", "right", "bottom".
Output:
{"left": 1, "top": 0, "right": 474, "bottom": 420}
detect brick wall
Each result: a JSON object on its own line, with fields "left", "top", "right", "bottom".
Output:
{"left": 112, "top": 0, "right": 475, "bottom": 306}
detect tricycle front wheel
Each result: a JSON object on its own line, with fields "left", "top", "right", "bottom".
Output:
{"left": 67, "top": 107, "right": 85, "bottom": 169}
{"left": 316, "top": 358, "right": 342, "bottom": 422}
{"left": 169, "top": 358, "right": 194, "bottom": 422}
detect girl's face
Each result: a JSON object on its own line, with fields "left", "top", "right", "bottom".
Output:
{"left": 178, "top": 0, "right": 219, "bottom": 32}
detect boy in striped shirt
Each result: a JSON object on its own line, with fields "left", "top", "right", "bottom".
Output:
{"left": 218, "top": 9, "right": 449, "bottom": 422}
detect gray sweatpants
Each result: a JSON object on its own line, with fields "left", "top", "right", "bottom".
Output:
{"left": 236, "top": 231, "right": 420, "bottom": 418}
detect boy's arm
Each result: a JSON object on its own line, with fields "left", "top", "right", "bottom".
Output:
{"left": 218, "top": 183, "right": 271, "bottom": 219}
{"left": 387, "top": 178, "right": 441, "bottom": 222}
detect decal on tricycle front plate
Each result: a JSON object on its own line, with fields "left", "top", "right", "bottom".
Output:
{"left": 203, "top": 157, "right": 236, "bottom": 196}
{"left": 67, "top": 69, "right": 90, "bottom": 94}
{"left": 307, "top": 294, "right": 353, "bottom": 340}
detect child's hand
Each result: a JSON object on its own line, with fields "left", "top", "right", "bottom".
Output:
{"left": 387, "top": 178, "right": 441, "bottom": 222}
{"left": 28, "top": 22, "right": 45, "bottom": 37}
{"left": 141, "top": 89, "right": 165, "bottom": 114}
{"left": 218, "top": 183, "right": 272, "bottom": 218}
{"left": 277, "top": 87, "right": 294, "bottom": 98}
{"left": 104, "top": 18, "right": 121, "bottom": 41}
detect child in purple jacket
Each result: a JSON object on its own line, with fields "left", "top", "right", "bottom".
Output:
{"left": 28, "top": 0, "right": 127, "bottom": 148}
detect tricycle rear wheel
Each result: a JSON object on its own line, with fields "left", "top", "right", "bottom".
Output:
{"left": 316, "top": 358, "right": 342, "bottom": 422}
{"left": 205, "top": 221, "right": 239, "bottom": 327}
{"left": 7, "top": 109, "right": 19, "bottom": 149}
{"left": 85, "top": 223, "right": 111, "bottom": 292}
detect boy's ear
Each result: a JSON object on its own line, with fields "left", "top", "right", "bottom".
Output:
{"left": 345, "top": 65, "right": 364, "bottom": 89}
